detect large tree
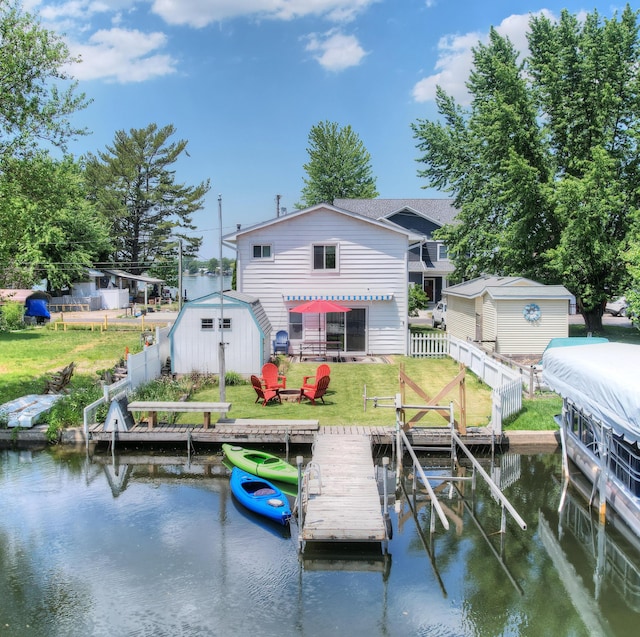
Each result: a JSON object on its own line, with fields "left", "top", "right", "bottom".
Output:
{"left": 0, "top": 0, "right": 89, "bottom": 162}
{"left": 85, "top": 124, "right": 209, "bottom": 275}
{"left": 0, "top": 154, "right": 112, "bottom": 290}
{"left": 413, "top": 6, "right": 640, "bottom": 332}
{"left": 298, "top": 120, "right": 378, "bottom": 207}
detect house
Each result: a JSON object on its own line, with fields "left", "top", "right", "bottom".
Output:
{"left": 334, "top": 199, "right": 458, "bottom": 304}
{"left": 223, "top": 204, "right": 413, "bottom": 356}
{"left": 70, "top": 268, "right": 165, "bottom": 309}
{"left": 442, "top": 275, "right": 573, "bottom": 357}
{"left": 169, "top": 290, "right": 271, "bottom": 376}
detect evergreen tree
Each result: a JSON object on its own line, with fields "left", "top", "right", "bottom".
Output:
{"left": 299, "top": 121, "right": 378, "bottom": 207}
{"left": 85, "top": 124, "right": 209, "bottom": 275}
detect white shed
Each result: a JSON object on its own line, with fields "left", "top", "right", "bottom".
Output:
{"left": 443, "top": 276, "right": 573, "bottom": 357}
{"left": 169, "top": 291, "right": 271, "bottom": 376}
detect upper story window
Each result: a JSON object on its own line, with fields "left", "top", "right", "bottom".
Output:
{"left": 438, "top": 243, "right": 448, "bottom": 260}
{"left": 313, "top": 244, "right": 337, "bottom": 270}
{"left": 253, "top": 244, "right": 272, "bottom": 259}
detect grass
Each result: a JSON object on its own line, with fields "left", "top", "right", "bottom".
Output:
{"left": 190, "top": 356, "right": 494, "bottom": 428}
{"left": 0, "top": 326, "right": 142, "bottom": 405}
{"left": 2, "top": 318, "right": 636, "bottom": 432}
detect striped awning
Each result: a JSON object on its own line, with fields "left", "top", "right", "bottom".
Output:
{"left": 284, "top": 293, "right": 393, "bottom": 302}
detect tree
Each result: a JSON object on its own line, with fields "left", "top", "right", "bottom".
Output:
{"left": 413, "top": 6, "right": 640, "bottom": 332}
{"left": 84, "top": 124, "right": 209, "bottom": 275}
{"left": 408, "top": 284, "right": 429, "bottom": 317}
{"left": 0, "top": 154, "right": 112, "bottom": 290}
{"left": 0, "top": 1, "right": 89, "bottom": 162}
{"left": 298, "top": 120, "right": 378, "bottom": 207}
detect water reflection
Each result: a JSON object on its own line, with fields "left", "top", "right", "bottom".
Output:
{"left": 1, "top": 448, "right": 639, "bottom": 636}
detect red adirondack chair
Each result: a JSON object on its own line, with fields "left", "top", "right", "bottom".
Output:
{"left": 260, "top": 362, "right": 286, "bottom": 390}
{"left": 299, "top": 374, "right": 330, "bottom": 405}
{"left": 251, "top": 375, "right": 281, "bottom": 407}
{"left": 301, "top": 363, "right": 330, "bottom": 390}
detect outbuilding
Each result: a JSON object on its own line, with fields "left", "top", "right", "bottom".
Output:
{"left": 442, "top": 276, "right": 573, "bottom": 358}
{"left": 169, "top": 290, "right": 271, "bottom": 376}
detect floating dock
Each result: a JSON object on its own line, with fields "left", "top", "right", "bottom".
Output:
{"left": 300, "top": 432, "right": 387, "bottom": 546}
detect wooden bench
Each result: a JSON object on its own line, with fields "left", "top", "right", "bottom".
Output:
{"left": 44, "top": 362, "right": 75, "bottom": 394}
{"left": 126, "top": 401, "right": 232, "bottom": 430}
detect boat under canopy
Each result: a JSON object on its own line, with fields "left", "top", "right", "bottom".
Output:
{"left": 542, "top": 342, "right": 640, "bottom": 443}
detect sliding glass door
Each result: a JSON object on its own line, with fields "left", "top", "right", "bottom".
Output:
{"left": 326, "top": 308, "right": 366, "bottom": 352}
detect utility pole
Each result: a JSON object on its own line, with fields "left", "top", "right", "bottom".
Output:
{"left": 178, "top": 240, "right": 183, "bottom": 312}
{"left": 218, "top": 194, "right": 226, "bottom": 401}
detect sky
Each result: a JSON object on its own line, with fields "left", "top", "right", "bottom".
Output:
{"left": 25, "top": 0, "right": 623, "bottom": 259}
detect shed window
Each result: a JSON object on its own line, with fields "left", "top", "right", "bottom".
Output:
{"left": 253, "top": 244, "right": 272, "bottom": 259}
{"left": 313, "top": 244, "right": 337, "bottom": 270}
{"left": 218, "top": 317, "right": 231, "bottom": 330}
{"left": 201, "top": 318, "right": 214, "bottom": 330}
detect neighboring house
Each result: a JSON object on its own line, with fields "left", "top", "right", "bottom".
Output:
{"left": 169, "top": 291, "right": 271, "bottom": 376}
{"left": 442, "top": 275, "right": 573, "bottom": 357}
{"left": 334, "top": 198, "right": 458, "bottom": 304}
{"left": 70, "top": 268, "right": 165, "bottom": 309}
{"left": 223, "top": 204, "right": 413, "bottom": 356}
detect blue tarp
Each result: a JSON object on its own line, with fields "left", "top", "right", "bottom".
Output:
{"left": 24, "top": 298, "right": 50, "bottom": 319}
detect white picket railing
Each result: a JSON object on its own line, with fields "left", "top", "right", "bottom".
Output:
{"left": 83, "top": 325, "right": 172, "bottom": 442}
{"left": 409, "top": 331, "right": 523, "bottom": 435}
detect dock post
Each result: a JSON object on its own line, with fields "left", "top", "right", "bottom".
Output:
{"left": 382, "top": 457, "right": 392, "bottom": 543}
{"left": 296, "top": 456, "right": 304, "bottom": 550}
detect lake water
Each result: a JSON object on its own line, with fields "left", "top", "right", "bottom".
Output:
{"left": 182, "top": 275, "right": 233, "bottom": 302}
{"left": 2, "top": 447, "right": 640, "bottom": 637}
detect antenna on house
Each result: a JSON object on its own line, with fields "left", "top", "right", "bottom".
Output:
{"left": 276, "top": 194, "right": 281, "bottom": 217}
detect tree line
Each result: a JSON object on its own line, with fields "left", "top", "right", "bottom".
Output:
{"left": 1, "top": 1, "right": 639, "bottom": 332}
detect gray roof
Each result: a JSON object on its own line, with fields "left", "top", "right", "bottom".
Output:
{"left": 443, "top": 275, "right": 571, "bottom": 300}
{"left": 334, "top": 198, "right": 459, "bottom": 226}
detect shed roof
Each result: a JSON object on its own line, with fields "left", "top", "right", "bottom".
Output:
{"left": 444, "top": 276, "right": 572, "bottom": 302}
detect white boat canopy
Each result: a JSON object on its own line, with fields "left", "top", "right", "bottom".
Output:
{"left": 542, "top": 342, "right": 640, "bottom": 442}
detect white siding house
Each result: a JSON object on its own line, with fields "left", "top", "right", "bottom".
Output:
{"left": 224, "top": 204, "right": 412, "bottom": 356}
{"left": 169, "top": 291, "right": 271, "bottom": 376}
{"left": 443, "top": 276, "right": 573, "bottom": 357}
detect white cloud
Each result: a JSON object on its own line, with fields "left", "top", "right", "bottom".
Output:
{"left": 65, "top": 28, "right": 177, "bottom": 82}
{"left": 151, "top": 0, "right": 378, "bottom": 27}
{"left": 305, "top": 30, "right": 367, "bottom": 71}
{"left": 412, "top": 9, "right": 555, "bottom": 105}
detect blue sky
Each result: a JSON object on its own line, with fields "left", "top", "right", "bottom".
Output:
{"left": 28, "top": 0, "right": 617, "bottom": 258}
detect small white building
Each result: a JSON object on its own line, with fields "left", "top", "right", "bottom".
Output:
{"left": 443, "top": 276, "right": 573, "bottom": 357}
{"left": 169, "top": 290, "right": 271, "bottom": 376}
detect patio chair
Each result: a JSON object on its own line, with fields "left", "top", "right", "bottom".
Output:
{"left": 301, "top": 363, "right": 330, "bottom": 390}
{"left": 260, "top": 362, "right": 286, "bottom": 390}
{"left": 273, "top": 330, "right": 290, "bottom": 356}
{"left": 299, "top": 374, "right": 331, "bottom": 405}
{"left": 251, "top": 375, "right": 282, "bottom": 407}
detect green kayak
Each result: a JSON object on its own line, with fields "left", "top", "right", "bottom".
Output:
{"left": 222, "top": 444, "right": 299, "bottom": 485}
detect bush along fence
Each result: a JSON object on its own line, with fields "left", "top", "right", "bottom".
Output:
{"left": 83, "top": 325, "right": 171, "bottom": 443}
{"left": 409, "top": 331, "right": 522, "bottom": 435}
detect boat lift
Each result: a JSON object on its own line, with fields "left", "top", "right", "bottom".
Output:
{"left": 364, "top": 389, "right": 527, "bottom": 535}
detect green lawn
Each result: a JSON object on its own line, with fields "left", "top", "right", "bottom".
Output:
{"left": 0, "top": 327, "right": 142, "bottom": 404}
{"left": 192, "top": 356, "right": 493, "bottom": 428}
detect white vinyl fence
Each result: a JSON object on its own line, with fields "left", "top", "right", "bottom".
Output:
{"left": 83, "top": 325, "right": 172, "bottom": 441}
{"left": 409, "top": 331, "right": 523, "bottom": 435}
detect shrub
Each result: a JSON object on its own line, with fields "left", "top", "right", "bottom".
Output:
{"left": 408, "top": 284, "right": 429, "bottom": 317}
{"left": 0, "top": 301, "right": 25, "bottom": 331}
{"left": 224, "top": 370, "right": 245, "bottom": 386}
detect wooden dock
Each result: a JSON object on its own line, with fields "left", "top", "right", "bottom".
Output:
{"left": 300, "top": 433, "right": 387, "bottom": 545}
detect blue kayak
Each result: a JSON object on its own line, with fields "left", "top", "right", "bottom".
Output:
{"left": 230, "top": 467, "right": 292, "bottom": 526}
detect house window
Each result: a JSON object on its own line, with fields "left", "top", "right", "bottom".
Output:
{"left": 289, "top": 312, "right": 302, "bottom": 339}
{"left": 201, "top": 318, "right": 214, "bottom": 330}
{"left": 438, "top": 244, "right": 448, "bottom": 260}
{"left": 218, "top": 317, "right": 231, "bottom": 330}
{"left": 313, "top": 244, "right": 337, "bottom": 270}
{"left": 253, "top": 244, "right": 272, "bottom": 259}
